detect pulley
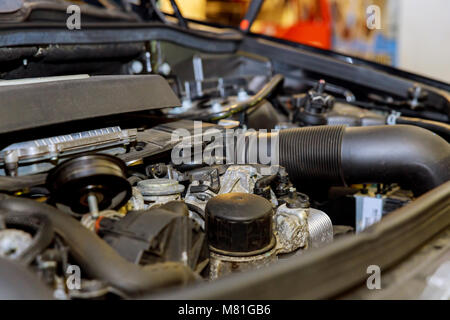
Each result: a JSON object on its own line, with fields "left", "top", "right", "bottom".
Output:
{"left": 46, "top": 154, "right": 131, "bottom": 214}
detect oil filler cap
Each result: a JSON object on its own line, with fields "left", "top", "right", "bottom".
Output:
{"left": 205, "top": 193, "right": 274, "bottom": 256}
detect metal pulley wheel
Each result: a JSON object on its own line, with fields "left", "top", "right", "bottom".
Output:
{"left": 46, "top": 154, "right": 131, "bottom": 214}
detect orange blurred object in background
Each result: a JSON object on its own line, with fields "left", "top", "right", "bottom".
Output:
{"left": 275, "top": 0, "right": 331, "bottom": 49}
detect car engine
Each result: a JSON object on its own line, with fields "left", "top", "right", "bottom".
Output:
{"left": 0, "top": 39, "right": 449, "bottom": 300}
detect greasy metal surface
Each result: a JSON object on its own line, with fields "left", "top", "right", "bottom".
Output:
{"left": 1, "top": 126, "right": 136, "bottom": 165}
{"left": 274, "top": 204, "right": 309, "bottom": 253}
{"left": 137, "top": 179, "right": 185, "bottom": 196}
{"left": 0, "top": 229, "right": 32, "bottom": 259}
{"left": 149, "top": 181, "right": 450, "bottom": 299}
{"left": 185, "top": 165, "right": 278, "bottom": 212}
{"left": 209, "top": 247, "right": 278, "bottom": 280}
{"left": 274, "top": 206, "right": 333, "bottom": 253}
{"left": 134, "top": 179, "right": 185, "bottom": 208}
{"left": 308, "top": 208, "right": 334, "bottom": 248}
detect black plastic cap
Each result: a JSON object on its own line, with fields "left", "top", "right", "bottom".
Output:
{"left": 205, "top": 193, "right": 274, "bottom": 255}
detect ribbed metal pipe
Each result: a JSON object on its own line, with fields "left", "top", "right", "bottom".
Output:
{"left": 308, "top": 208, "right": 333, "bottom": 248}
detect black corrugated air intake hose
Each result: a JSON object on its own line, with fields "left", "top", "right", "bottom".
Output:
{"left": 0, "top": 195, "right": 197, "bottom": 297}
{"left": 395, "top": 116, "right": 450, "bottom": 142}
{"left": 277, "top": 125, "right": 450, "bottom": 195}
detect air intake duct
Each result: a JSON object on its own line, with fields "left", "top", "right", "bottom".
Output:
{"left": 277, "top": 125, "right": 450, "bottom": 195}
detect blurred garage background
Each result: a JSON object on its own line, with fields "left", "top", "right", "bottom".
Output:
{"left": 159, "top": 0, "right": 450, "bottom": 83}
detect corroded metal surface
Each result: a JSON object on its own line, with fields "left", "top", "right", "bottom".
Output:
{"left": 274, "top": 204, "right": 309, "bottom": 253}
{"left": 209, "top": 247, "right": 278, "bottom": 280}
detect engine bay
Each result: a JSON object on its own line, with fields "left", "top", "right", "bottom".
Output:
{"left": 0, "top": 38, "right": 449, "bottom": 300}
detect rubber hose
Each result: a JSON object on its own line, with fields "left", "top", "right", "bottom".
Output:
{"left": 0, "top": 173, "right": 47, "bottom": 192}
{"left": 396, "top": 116, "right": 450, "bottom": 142}
{"left": 0, "top": 195, "right": 197, "bottom": 297}
{"left": 3, "top": 213, "right": 54, "bottom": 265}
{"left": 278, "top": 125, "right": 450, "bottom": 195}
